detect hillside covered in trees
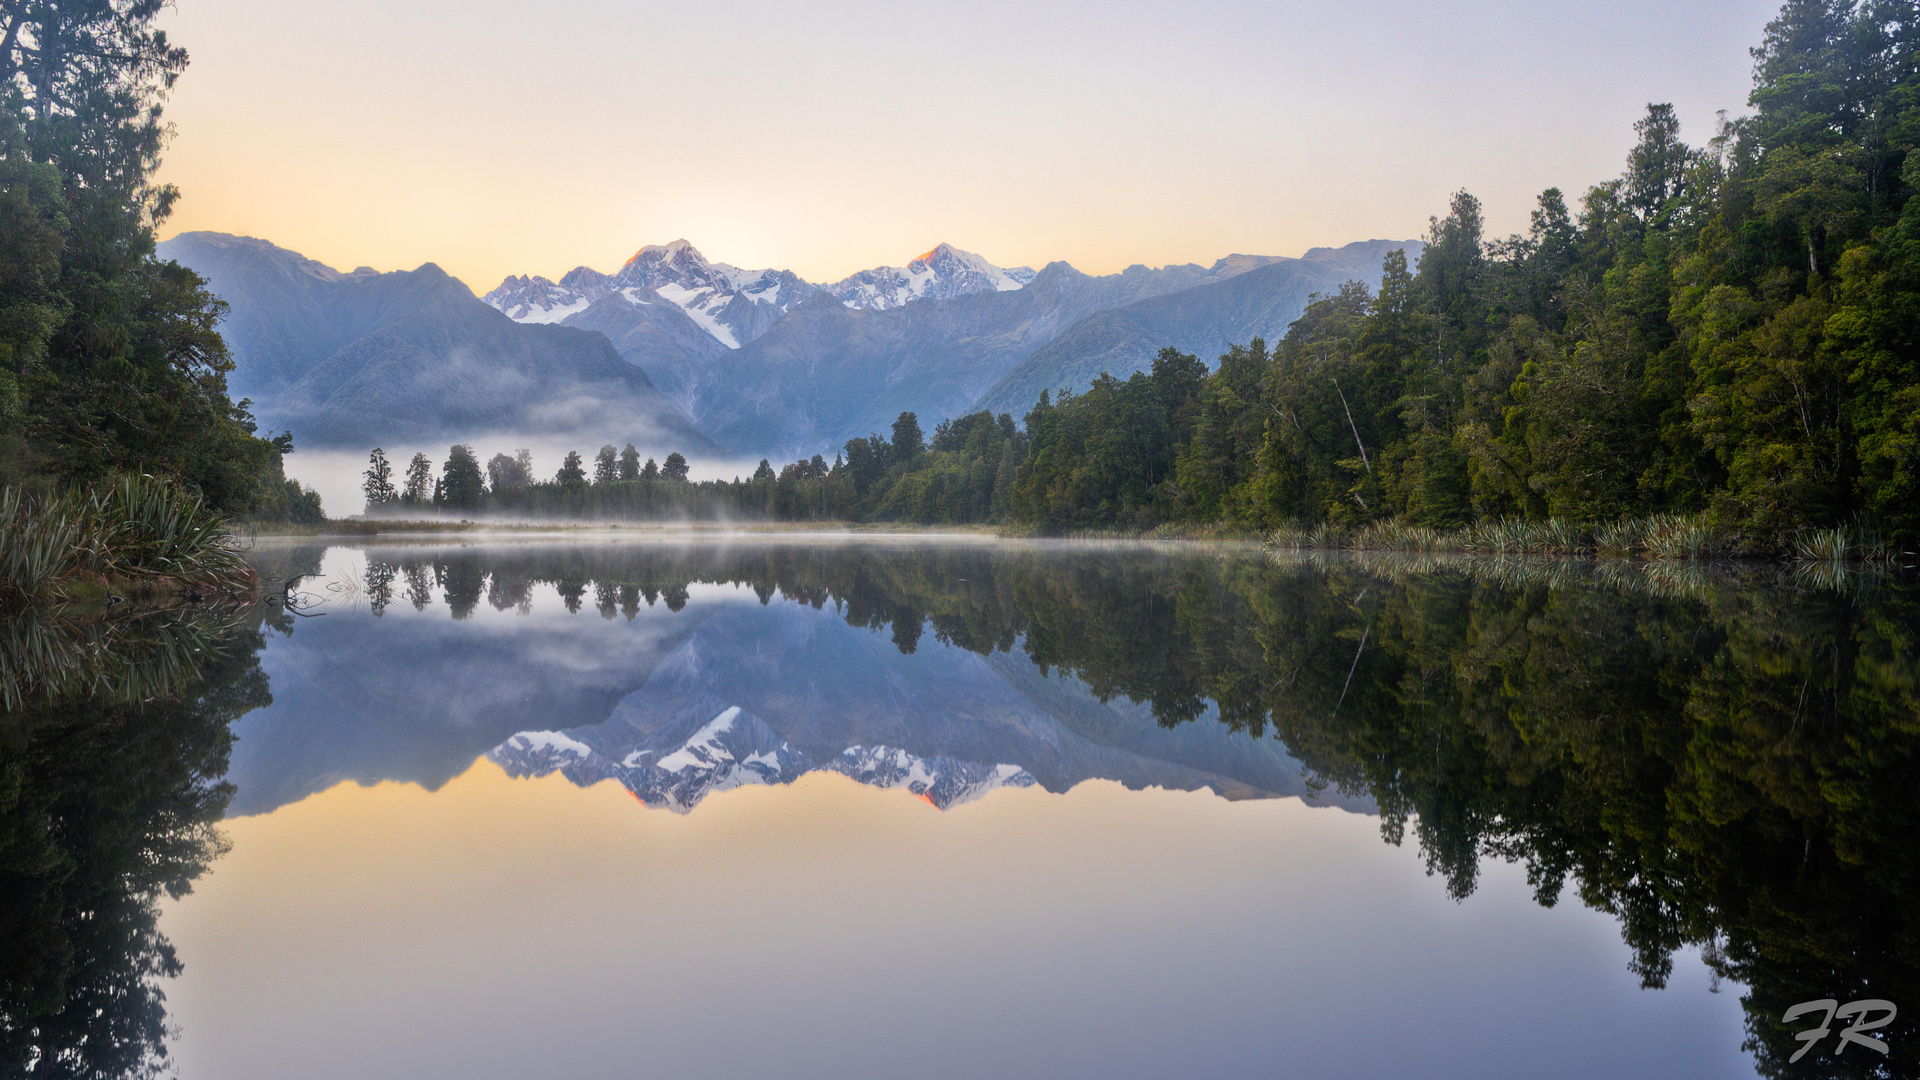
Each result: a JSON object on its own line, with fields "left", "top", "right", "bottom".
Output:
{"left": 369, "top": 0, "right": 1917, "bottom": 553}
{"left": 998, "top": 0, "right": 1920, "bottom": 548}
{"left": 366, "top": 0, "right": 1912, "bottom": 549}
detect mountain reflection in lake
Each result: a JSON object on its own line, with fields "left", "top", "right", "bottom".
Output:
{"left": 3, "top": 538, "right": 1914, "bottom": 1079}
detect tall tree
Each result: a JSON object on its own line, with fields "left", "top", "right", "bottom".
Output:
{"left": 891, "top": 412, "right": 924, "bottom": 464}
{"left": 438, "top": 445, "right": 484, "bottom": 510}
{"left": 402, "top": 452, "right": 433, "bottom": 505}
{"left": 362, "top": 447, "right": 396, "bottom": 507}
{"left": 0, "top": 0, "right": 293, "bottom": 512}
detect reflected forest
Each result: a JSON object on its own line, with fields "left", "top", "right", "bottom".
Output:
{"left": 4, "top": 542, "right": 1914, "bottom": 1078}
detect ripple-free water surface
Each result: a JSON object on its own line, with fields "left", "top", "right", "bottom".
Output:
{"left": 11, "top": 537, "right": 1914, "bottom": 1078}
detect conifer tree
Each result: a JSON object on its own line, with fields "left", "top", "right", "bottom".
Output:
{"left": 439, "top": 445, "right": 485, "bottom": 510}
{"left": 403, "top": 453, "right": 434, "bottom": 505}
{"left": 363, "top": 448, "right": 397, "bottom": 507}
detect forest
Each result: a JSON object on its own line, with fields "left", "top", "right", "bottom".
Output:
{"left": 1007, "top": 0, "right": 1920, "bottom": 551}
{"left": 383, "top": 0, "right": 1920, "bottom": 555}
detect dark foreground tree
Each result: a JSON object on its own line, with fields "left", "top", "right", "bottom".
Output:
{"left": 0, "top": 0, "right": 304, "bottom": 515}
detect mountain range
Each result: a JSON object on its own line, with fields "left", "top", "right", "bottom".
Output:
{"left": 162, "top": 230, "right": 1419, "bottom": 461}
{"left": 154, "top": 232, "right": 720, "bottom": 453}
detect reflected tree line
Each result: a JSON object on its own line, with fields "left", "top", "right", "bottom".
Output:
{"left": 2, "top": 542, "right": 1916, "bottom": 1076}
{"left": 353, "top": 543, "right": 1919, "bottom": 1076}
{"left": 0, "top": 600, "right": 285, "bottom": 1077}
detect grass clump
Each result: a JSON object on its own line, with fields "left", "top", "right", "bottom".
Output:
{"left": 0, "top": 474, "right": 255, "bottom": 611}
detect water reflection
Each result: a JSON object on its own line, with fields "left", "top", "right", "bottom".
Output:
{"left": 0, "top": 601, "right": 278, "bottom": 1078}
{"left": 2, "top": 538, "right": 1915, "bottom": 1078}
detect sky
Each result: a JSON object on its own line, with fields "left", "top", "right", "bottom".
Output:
{"left": 155, "top": 0, "right": 1782, "bottom": 292}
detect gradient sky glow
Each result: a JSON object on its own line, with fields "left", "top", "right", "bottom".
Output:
{"left": 156, "top": 0, "right": 1781, "bottom": 291}
{"left": 159, "top": 765, "right": 1751, "bottom": 1079}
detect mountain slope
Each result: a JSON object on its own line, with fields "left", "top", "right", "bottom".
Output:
{"left": 271, "top": 284, "right": 722, "bottom": 451}
{"left": 973, "top": 239, "right": 1422, "bottom": 416}
{"left": 158, "top": 231, "right": 470, "bottom": 405}
{"left": 690, "top": 259, "right": 1243, "bottom": 459}
{"left": 554, "top": 287, "right": 730, "bottom": 417}
{"left": 160, "top": 231, "right": 719, "bottom": 453}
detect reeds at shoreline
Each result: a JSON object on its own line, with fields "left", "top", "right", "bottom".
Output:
{"left": 1263, "top": 515, "right": 1907, "bottom": 563}
{"left": 0, "top": 474, "right": 257, "bottom": 611}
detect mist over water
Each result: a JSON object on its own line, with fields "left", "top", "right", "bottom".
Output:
{"left": 284, "top": 441, "right": 766, "bottom": 518}
{"left": 11, "top": 536, "right": 1915, "bottom": 1078}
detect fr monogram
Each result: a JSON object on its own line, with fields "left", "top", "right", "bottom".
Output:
{"left": 1782, "top": 999, "right": 1898, "bottom": 1063}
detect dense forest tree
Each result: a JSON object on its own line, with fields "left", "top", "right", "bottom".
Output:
{"left": 356, "top": 0, "right": 1915, "bottom": 546}
{"left": 0, "top": 0, "right": 317, "bottom": 519}
{"left": 999, "top": 0, "right": 1920, "bottom": 549}
{"left": 434, "top": 445, "right": 484, "bottom": 511}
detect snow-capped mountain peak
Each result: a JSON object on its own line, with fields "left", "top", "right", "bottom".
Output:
{"left": 614, "top": 241, "right": 813, "bottom": 349}
{"left": 487, "top": 712, "right": 1035, "bottom": 814}
{"left": 827, "top": 243, "right": 1036, "bottom": 311}
{"left": 481, "top": 267, "right": 610, "bottom": 323}
{"left": 484, "top": 238, "right": 1035, "bottom": 341}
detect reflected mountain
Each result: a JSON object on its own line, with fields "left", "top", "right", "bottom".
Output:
{"left": 483, "top": 596, "right": 1327, "bottom": 811}
{"left": 229, "top": 542, "right": 1349, "bottom": 816}
{"left": 4, "top": 538, "right": 1917, "bottom": 1079}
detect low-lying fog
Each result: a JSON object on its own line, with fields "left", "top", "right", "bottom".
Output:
{"left": 283, "top": 439, "right": 773, "bottom": 519}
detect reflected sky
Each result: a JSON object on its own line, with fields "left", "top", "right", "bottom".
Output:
{"left": 145, "top": 539, "right": 1768, "bottom": 1078}
{"left": 161, "top": 766, "right": 1748, "bottom": 1080}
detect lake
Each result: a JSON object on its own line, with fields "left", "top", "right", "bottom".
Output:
{"left": 3, "top": 536, "right": 1912, "bottom": 1079}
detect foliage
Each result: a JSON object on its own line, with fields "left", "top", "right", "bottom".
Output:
{"left": 0, "top": 600, "right": 272, "bottom": 1078}
{"left": 738, "top": 1, "right": 1915, "bottom": 552}
{"left": 0, "top": 0, "right": 307, "bottom": 517}
{"left": 0, "top": 473, "right": 255, "bottom": 610}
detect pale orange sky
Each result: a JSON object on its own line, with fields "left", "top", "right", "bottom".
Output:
{"left": 159, "top": 764, "right": 1747, "bottom": 1077}
{"left": 156, "top": 0, "right": 1779, "bottom": 292}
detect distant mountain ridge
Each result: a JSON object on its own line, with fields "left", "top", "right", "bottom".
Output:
{"left": 157, "top": 232, "right": 720, "bottom": 454}
{"left": 975, "top": 239, "right": 1423, "bottom": 417}
{"left": 677, "top": 239, "right": 1421, "bottom": 459}
{"left": 826, "top": 243, "right": 1037, "bottom": 311}
{"left": 166, "top": 229, "right": 1420, "bottom": 462}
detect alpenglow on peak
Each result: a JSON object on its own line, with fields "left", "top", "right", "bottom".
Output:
{"left": 825, "top": 242, "right": 1036, "bottom": 311}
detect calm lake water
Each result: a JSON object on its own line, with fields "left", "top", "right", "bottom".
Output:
{"left": 4, "top": 536, "right": 1914, "bottom": 1079}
